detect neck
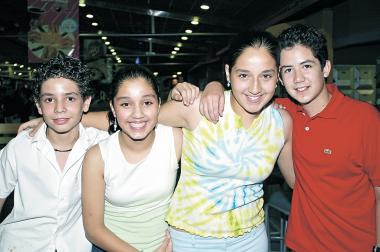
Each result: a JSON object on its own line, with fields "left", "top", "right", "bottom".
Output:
{"left": 46, "top": 127, "right": 80, "bottom": 151}
{"left": 303, "top": 86, "right": 331, "bottom": 117}
{"left": 229, "top": 93, "right": 259, "bottom": 129}
{"left": 119, "top": 130, "right": 155, "bottom": 153}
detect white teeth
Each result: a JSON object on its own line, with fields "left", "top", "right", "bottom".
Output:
{"left": 130, "top": 122, "right": 145, "bottom": 129}
{"left": 247, "top": 95, "right": 260, "bottom": 102}
{"left": 296, "top": 86, "right": 308, "bottom": 92}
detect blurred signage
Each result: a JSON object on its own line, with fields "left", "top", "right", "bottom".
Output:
{"left": 28, "top": 0, "right": 79, "bottom": 63}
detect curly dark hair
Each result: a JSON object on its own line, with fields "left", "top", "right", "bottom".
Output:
{"left": 277, "top": 24, "right": 328, "bottom": 68}
{"left": 32, "top": 55, "right": 93, "bottom": 101}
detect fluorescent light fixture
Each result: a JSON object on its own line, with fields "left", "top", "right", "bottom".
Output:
{"left": 200, "top": 4, "right": 210, "bottom": 10}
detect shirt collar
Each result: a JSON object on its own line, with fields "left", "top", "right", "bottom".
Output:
{"left": 296, "top": 83, "right": 344, "bottom": 119}
{"left": 31, "top": 123, "right": 93, "bottom": 154}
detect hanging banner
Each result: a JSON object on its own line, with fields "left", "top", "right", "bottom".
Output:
{"left": 28, "top": 0, "right": 79, "bottom": 63}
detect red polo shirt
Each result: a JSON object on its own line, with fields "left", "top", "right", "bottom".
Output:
{"left": 276, "top": 84, "right": 380, "bottom": 251}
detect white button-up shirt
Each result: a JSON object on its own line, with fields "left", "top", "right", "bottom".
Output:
{"left": 0, "top": 123, "right": 108, "bottom": 252}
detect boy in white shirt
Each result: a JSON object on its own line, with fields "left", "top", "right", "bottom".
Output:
{"left": 0, "top": 55, "right": 109, "bottom": 252}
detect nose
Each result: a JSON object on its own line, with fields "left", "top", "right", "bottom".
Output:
{"left": 132, "top": 104, "right": 144, "bottom": 118}
{"left": 54, "top": 99, "right": 66, "bottom": 113}
{"left": 248, "top": 78, "right": 261, "bottom": 94}
{"left": 294, "top": 68, "right": 305, "bottom": 83}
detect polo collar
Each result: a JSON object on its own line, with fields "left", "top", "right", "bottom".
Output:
{"left": 296, "top": 84, "right": 344, "bottom": 119}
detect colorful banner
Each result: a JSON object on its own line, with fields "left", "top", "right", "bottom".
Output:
{"left": 28, "top": 0, "right": 79, "bottom": 63}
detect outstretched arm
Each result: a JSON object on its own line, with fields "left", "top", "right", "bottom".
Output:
{"left": 82, "top": 146, "right": 139, "bottom": 251}
{"left": 276, "top": 109, "right": 295, "bottom": 188}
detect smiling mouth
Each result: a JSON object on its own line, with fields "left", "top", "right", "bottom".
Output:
{"left": 129, "top": 122, "right": 147, "bottom": 129}
{"left": 246, "top": 94, "right": 261, "bottom": 103}
{"left": 295, "top": 86, "right": 309, "bottom": 92}
{"left": 53, "top": 118, "right": 69, "bottom": 125}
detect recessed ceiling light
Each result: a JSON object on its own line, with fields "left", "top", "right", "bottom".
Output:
{"left": 177, "top": 71, "right": 182, "bottom": 75}
{"left": 191, "top": 17, "right": 199, "bottom": 25}
{"left": 79, "top": 0, "right": 86, "bottom": 7}
{"left": 172, "top": 74, "right": 177, "bottom": 78}
{"left": 112, "top": 52, "right": 116, "bottom": 55}
{"left": 174, "top": 47, "right": 180, "bottom": 51}
{"left": 171, "top": 51, "right": 177, "bottom": 55}
{"left": 105, "top": 41, "right": 110, "bottom": 45}
{"left": 181, "top": 36, "right": 188, "bottom": 41}
{"left": 176, "top": 42, "right": 182, "bottom": 47}
{"left": 170, "top": 55, "right": 175, "bottom": 59}
{"left": 101, "top": 36, "right": 107, "bottom": 40}
{"left": 91, "top": 22, "right": 98, "bottom": 27}
{"left": 153, "top": 72, "right": 158, "bottom": 76}
{"left": 13, "top": 63, "right": 18, "bottom": 66}
{"left": 20, "top": 65, "right": 24, "bottom": 68}
{"left": 86, "top": 14, "right": 93, "bottom": 19}
{"left": 185, "top": 29, "right": 192, "bottom": 34}
{"left": 200, "top": 4, "right": 210, "bottom": 10}
{"left": 110, "top": 49, "right": 115, "bottom": 52}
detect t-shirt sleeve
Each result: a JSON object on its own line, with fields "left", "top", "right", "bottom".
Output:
{"left": 362, "top": 105, "right": 380, "bottom": 186}
{"left": 0, "top": 143, "right": 18, "bottom": 199}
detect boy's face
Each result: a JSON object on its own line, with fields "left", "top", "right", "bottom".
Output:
{"left": 36, "top": 77, "right": 91, "bottom": 135}
{"left": 279, "top": 44, "right": 330, "bottom": 105}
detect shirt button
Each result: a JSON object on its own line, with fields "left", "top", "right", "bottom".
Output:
{"left": 305, "top": 126, "right": 310, "bottom": 131}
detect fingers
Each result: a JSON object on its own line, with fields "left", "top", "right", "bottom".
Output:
{"left": 200, "top": 94, "right": 223, "bottom": 124}
{"left": 218, "top": 95, "right": 225, "bottom": 117}
{"left": 171, "top": 82, "right": 199, "bottom": 106}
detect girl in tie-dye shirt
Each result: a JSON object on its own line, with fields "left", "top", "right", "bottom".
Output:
{"left": 160, "top": 31, "right": 294, "bottom": 252}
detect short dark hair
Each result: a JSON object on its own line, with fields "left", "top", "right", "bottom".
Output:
{"left": 277, "top": 24, "right": 328, "bottom": 68}
{"left": 227, "top": 30, "right": 278, "bottom": 70}
{"left": 110, "top": 65, "right": 159, "bottom": 100}
{"left": 33, "top": 55, "right": 92, "bottom": 101}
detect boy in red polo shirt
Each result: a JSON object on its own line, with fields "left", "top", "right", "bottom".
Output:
{"left": 276, "top": 24, "right": 380, "bottom": 252}
{"left": 195, "top": 24, "right": 380, "bottom": 251}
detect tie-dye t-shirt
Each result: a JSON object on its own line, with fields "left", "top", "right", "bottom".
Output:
{"left": 166, "top": 91, "right": 285, "bottom": 238}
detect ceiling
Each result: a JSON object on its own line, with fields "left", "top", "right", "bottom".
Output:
{"left": 0, "top": 0, "right": 348, "bottom": 80}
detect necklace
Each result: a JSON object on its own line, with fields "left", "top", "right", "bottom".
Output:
{"left": 54, "top": 148, "right": 72, "bottom": 152}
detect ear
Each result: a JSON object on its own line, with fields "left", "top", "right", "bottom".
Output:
{"left": 224, "top": 64, "right": 231, "bottom": 83}
{"left": 35, "top": 101, "right": 43, "bottom": 115}
{"left": 82, "top": 96, "right": 92, "bottom": 113}
{"left": 109, "top": 101, "right": 116, "bottom": 118}
{"left": 323, "top": 60, "right": 331, "bottom": 78}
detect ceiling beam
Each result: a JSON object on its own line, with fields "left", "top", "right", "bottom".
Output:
{"left": 85, "top": 0, "right": 243, "bottom": 30}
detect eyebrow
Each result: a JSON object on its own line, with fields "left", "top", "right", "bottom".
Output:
{"left": 279, "top": 59, "right": 317, "bottom": 72}
{"left": 40, "top": 92, "right": 81, "bottom": 97}
{"left": 115, "top": 94, "right": 156, "bottom": 100}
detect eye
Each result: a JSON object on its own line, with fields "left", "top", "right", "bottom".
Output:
{"left": 44, "top": 97, "right": 54, "bottom": 103}
{"left": 262, "top": 74, "right": 273, "bottom": 79}
{"left": 238, "top": 73, "right": 248, "bottom": 79}
{"left": 120, "top": 102, "right": 129, "bottom": 107}
{"left": 67, "top": 96, "right": 76, "bottom": 102}
{"left": 282, "top": 68, "right": 292, "bottom": 74}
{"left": 303, "top": 64, "right": 312, "bottom": 69}
{"left": 143, "top": 100, "right": 154, "bottom": 106}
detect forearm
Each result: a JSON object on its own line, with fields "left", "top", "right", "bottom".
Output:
{"left": 85, "top": 224, "right": 139, "bottom": 252}
{"left": 82, "top": 111, "right": 109, "bottom": 131}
